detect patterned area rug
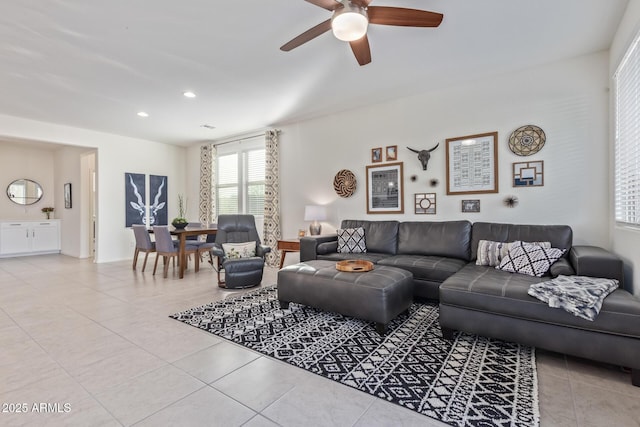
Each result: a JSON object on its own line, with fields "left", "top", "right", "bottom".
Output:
{"left": 170, "top": 286, "right": 539, "bottom": 427}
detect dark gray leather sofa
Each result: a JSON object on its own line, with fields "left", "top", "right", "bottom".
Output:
{"left": 300, "top": 219, "right": 640, "bottom": 386}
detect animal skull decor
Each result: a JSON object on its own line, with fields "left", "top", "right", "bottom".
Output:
{"left": 129, "top": 175, "right": 166, "bottom": 226}
{"left": 407, "top": 143, "right": 440, "bottom": 171}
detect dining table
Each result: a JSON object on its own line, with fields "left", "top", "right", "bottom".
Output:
{"left": 170, "top": 225, "right": 217, "bottom": 279}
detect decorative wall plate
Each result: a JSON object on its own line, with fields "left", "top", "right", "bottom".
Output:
{"left": 508, "top": 125, "right": 546, "bottom": 156}
{"left": 333, "top": 169, "right": 357, "bottom": 197}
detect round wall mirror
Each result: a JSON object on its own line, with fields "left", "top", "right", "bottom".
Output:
{"left": 7, "top": 179, "right": 43, "bottom": 205}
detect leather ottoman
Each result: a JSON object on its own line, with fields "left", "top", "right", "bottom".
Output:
{"left": 277, "top": 260, "right": 414, "bottom": 334}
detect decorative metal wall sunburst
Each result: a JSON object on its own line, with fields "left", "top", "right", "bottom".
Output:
{"left": 508, "top": 125, "right": 546, "bottom": 156}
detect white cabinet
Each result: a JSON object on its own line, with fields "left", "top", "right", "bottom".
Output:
{"left": 0, "top": 220, "right": 61, "bottom": 257}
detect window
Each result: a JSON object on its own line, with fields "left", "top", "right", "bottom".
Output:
{"left": 216, "top": 137, "right": 265, "bottom": 217}
{"left": 614, "top": 30, "right": 640, "bottom": 226}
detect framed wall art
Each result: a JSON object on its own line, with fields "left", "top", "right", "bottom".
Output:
{"left": 64, "top": 183, "right": 72, "bottom": 209}
{"left": 371, "top": 147, "right": 382, "bottom": 163}
{"left": 462, "top": 199, "right": 480, "bottom": 213}
{"left": 415, "top": 193, "right": 436, "bottom": 214}
{"left": 366, "top": 162, "right": 404, "bottom": 214}
{"left": 125, "top": 172, "right": 146, "bottom": 227}
{"left": 446, "top": 132, "right": 499, "bottom": 195}
{"left": 513, "top": 161, "right": 544, "bottom": 187}
{"left": 386, "top": 145, "right": 397, "bottom": 161}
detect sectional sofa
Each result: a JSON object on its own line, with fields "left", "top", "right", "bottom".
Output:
{"left": 299, "top": 219, "right": 640, "bottom": 386}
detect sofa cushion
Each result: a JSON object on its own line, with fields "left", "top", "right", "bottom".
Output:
{"left": 497, "top": 241, "right": 564, "bottom": 277}
{"left": 341, "top": 220, "right": 398, "bottom": 254}
{"left": 378, "top": 255, "right": 467, "bottom": 283}
{"left": 440, "top": 264, "right": 640, "bottom": 338}
{"left": 476, "top": 239, "right": 551, "bottom": 267}
{"left": 397, "top": 220, "right": 471, "bottom": 261}
{"left": 471, "top": 222, "right": 572, "bottom": 261}
{"left": 317, "top": 252, "right": 391, "bottom": 264}
{"left": 337, "top": 227, "right": 366, "bottom": 253}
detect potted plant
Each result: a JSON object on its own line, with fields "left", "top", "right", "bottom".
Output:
{"left": 171, "top": 195, "right": 188, "bottom": 229}
{"left": 41, "top": 206, "right": 54, "bottom": 219}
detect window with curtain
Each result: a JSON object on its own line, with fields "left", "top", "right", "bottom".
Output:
{"left": 614, "top": 29, "right": 640, "bottom": 226}
{"left": 215, "top": 137, "right": 265, "bottom": 216}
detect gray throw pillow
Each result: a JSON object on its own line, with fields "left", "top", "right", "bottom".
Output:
{"left": 337, "top": 227, "right": 367, "bottom": 253}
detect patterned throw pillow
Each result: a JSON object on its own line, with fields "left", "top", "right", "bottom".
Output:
{"left": 528, "top": 275, "right": 619, "bottom": 321}
{"left": 476, "top": 240, "right": 551, "bottom": 267}
{"left": 496, "top": 241, "right": 564, "bottom": 277}
{"left": 337, "top": 227, "right": 367, "bottom": 253}
{"left": 222, "top": 241, "right": 257, "bottom": 259}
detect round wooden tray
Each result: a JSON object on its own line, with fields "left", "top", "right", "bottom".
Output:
{"left": 336, "top": 260, "right": 374, "bottom": 272}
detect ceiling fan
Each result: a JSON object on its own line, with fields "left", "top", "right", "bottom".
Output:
{"left": 280, "top": 0, "right": 443, "bottom": 66}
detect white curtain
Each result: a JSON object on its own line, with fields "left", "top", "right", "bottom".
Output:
{"left": 263, "top": 130, "right": 281, "bottom": 267}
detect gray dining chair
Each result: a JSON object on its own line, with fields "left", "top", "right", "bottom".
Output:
{"left": 152, "top": 226, "right": 199, "bottom": 278}
{"left": 132, "top": 224, "right": 155, "bottom": 272}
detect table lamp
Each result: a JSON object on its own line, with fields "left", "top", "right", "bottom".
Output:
{"left": 304, "top": 205, "right": 327, "bottom": 235}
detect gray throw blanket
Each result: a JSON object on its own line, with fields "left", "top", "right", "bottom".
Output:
{"left": 528, "top": 275, "right": 618, "bottom": 321}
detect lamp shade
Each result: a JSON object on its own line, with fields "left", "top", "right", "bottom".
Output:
{"left": 304, "top": 205, "right": 327, "bottom": 221}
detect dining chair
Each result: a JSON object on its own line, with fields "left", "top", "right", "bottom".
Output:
{"left": 185, "top": 222, "right": 217, "bottom": 265}
{"left": 152, "top": 226, "right": 199, "bottom": 278}
{"left": 132, "top": 225, "right": 155, "bottom": 272}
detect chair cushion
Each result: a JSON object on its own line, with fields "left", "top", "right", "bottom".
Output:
{"left": 223, "top": 257, "right": 264, "bottom": 273}
{"left": 222, "top": 242, "right": 256, "bottom": 259}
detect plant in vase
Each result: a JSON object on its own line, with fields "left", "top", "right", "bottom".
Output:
{"left": 171, "top": 195, "right": 188, "bottom": 229}
{"left": 41, "top": 207, "right": 54, "bottom": 219}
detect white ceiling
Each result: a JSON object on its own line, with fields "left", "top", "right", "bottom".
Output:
{"left": 0, "top": 0, "right": 629, "bottom": 147}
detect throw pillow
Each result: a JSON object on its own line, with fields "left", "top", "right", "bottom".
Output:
{"left": 496, "top": 241, "right": 565, "bottom": 277}
{"left": 476, "top": 240, "right": 551, "bottom": 267}
{"left": 528, "top": 275, "right": 619, "bottom": 321}
{"left": 222, "top": 241, "right": 257, "bottom": 259}
{"left": 337, "top": 227, "right": 367, "bottom": 253}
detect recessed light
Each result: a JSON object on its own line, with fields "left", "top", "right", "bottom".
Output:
{"left": 183, "top": 91, "right": 196, "bottom": 98}
{"left": 137, "top": 111, "right": 149, "bottom": 117}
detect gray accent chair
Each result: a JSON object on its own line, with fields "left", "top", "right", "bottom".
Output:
{"left": 209, "top": 215, "right": 271, "bottom": 289}
{"left": 132, "top": 224, "right": 155, "bottom": 272}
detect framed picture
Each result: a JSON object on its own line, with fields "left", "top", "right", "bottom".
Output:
{"left": 386, "top": 145, "right": 397, "bottom": 161}
{"left": 446, "top": 132, "right": 499, "bottom": 195}
{"left": 513, "top": 161, "right": 544, "bottom": 187}
{"left": 371, "top": 147, "right": 382, "bottom": 163}
{"left": 462, "top": 199, "right": 480, "bottom": 213}
{"left": 366, "top": 162, "right": 404, "bottom": 214}
{"left": 64, "top": 183, "right": 72, "bottom": 209}
{"left": 415, "top": 193, "right": 436, "bottom": 214}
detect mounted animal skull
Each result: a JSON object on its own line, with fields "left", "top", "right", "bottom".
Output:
{"left": 407, "top": 143, "right": 440, "bottom": 170}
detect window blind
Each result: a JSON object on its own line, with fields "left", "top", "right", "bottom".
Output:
{"left": 614, "top": 30, "right": 640, "bottom": 226}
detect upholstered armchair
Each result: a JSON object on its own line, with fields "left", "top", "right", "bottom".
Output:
{"left": 210, "top": 215, "right": 271, "bottom": 289}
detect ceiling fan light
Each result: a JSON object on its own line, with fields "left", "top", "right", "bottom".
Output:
{"left": 331, "top": 5, "right": 368, "bottom": 42}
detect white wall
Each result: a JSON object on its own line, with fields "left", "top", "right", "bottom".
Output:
{"left": 276, "top": 51, "right": 611, "bottom": 260}
{"left": 0, "top": 114, "right": 187, "bottom": 263}
{"left": 610, "top": 0, "right": 640, "bottom": 295}
{"left": 0, "top": 142, "right": 56, "bottom": 220}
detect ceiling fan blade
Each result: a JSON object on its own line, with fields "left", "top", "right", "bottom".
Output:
{"left": 280, "top": 19, "right": 332, "bottom": 51}
{"left": 368, "top": 6, "right": 443, "bottom": 27}
{"left": 304, "top": 0, "right": 342, "bottom": 11}
{"left": 350, "top": 36, "right": 371, "bottom": 66}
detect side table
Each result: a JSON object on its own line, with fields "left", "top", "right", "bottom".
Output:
{"left": 277, "top": 238, "right": 300, "bottom": 269}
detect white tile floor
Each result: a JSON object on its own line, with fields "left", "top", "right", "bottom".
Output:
{"left": 0, "top": 254, "right": 639, "bottom": 426}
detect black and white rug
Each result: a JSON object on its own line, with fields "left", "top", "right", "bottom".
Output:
{"left": 170, "top": 286, "right": 539, "bottom": 427}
